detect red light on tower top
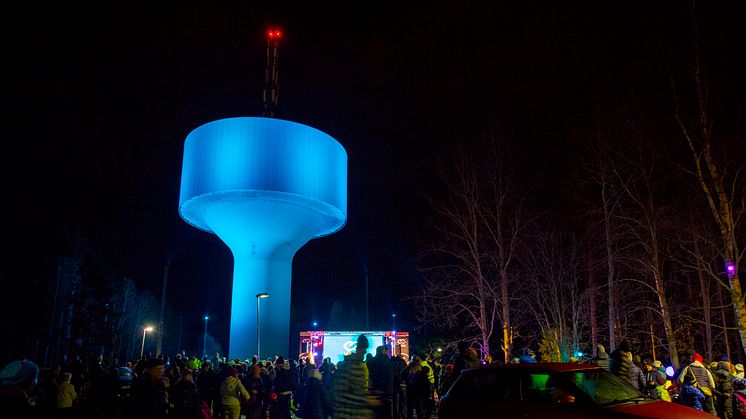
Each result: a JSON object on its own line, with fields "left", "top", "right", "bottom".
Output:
{"left": 267, "top": 29, "right": 282, "bottom": 39}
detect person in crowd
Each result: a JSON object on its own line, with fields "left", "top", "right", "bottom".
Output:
{"left": 592, "top": 344, "right": 609, "bottom": 369}
{"left": 273, "top": 356, "right": 295, "bottom": 419}
{"left": 439, "top": 363, "right": 455, "bottom": 397}
{"left": 717, "top": 356, "right": 736, "bottom": 377}
{"left": 432, "top": 357, "right": 444, "bottom": 396}
{"left": 55, "top": 372, "right": 78, "bottom": 419}
{"left": 418, "top": 353, "right": 435, "bottom": 419}
{"left": 737, "top": 364, "right": 745, "bottom": 379}
{"left": 38, "top": 364, "right": 61, "bottom": 418}
{"left": 65, "top": 355, "right": 86, "bottom": 395}
{"left": 174, "top": 354, "right": 185, "bottom": 370}
{"left": 297, "top": 368, "right": 331, "bottom": 419}
{"left": 403, "top": 360, "right": 430, "bottom": 419}
{"left": 643, "top": 360, "right": 659, "bottom": 398}
{"left": 677, "top": 352, "right": 717, "bottom": 415}
{"left": 651, "top": 361, "right": 671, "bottom": 401}
{"left": 332, "top": 334, "right": 372, "bottom": 419}
{"left": 196, "top": 361, "right": 216, "bottom": 415}
{"left": 609, "top": 340, "right": 645, "bottom": 390}
{"left": 319, "top": 357, "right": 333, "bottom": 377}
{"left": 390, "top": 354, "right": 407, "bottom": 419}
{"left": 680, "top": 372, "right": 706, "bottom": 411}
{"left": 126, "top": 358, "right": 169, "bottom": 419}
{"left": 242, "top": 364, "right": 265, "bottom": 419}
{"left": 170, "top": 368, "right": 202, "bottom": 419}
{"left": 219, "top": 366, "right": 250, "bottom": 419}
{"left": 368, "top": 345, "right": 394, "bottom": 419}
{"left": 0, "top": 356, "right": 41, "bottom": 419}
{"left": 452, "top": 342, "right": 480, "bottom": 378}
{"left": 714, "top": 368, "right": 734, "bottom": 419}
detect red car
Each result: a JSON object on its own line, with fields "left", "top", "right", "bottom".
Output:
{"left": 438, "top": 362, "right": 711, "bottom": 418}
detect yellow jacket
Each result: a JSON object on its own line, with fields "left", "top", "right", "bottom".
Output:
{"left": 56, "top": 381, "right": 77, "bottom": 408}
{"left": 220, "top": 376, "right": 250, "bottom": 406}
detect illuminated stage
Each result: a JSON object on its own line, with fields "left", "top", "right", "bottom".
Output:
{"left": 300, "top": 330, "right": 410, "bottom": 365}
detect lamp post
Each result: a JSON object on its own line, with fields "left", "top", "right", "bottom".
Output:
{"left": 392, "top": 313, "right": 396, "bottom": 331}
{"left": 256, "top": 293, "right": 269, "bottom": 360}
{"left": 140, "top": 327, "right": 154, "bottom": 358}
{"left": 203, "top": 316, "right": 209, "bottom": 357}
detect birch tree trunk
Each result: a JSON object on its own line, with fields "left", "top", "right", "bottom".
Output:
{"left": 674, "top": 8, "right": 746, "bottom": 355}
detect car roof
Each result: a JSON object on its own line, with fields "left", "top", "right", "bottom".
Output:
{"left": 464, "top": 362, "right": 602, "bottom": 374}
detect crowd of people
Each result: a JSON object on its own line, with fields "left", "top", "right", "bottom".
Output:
{"left": 0, "top": 334, "right": 456, "bottom": 419}
{"left": 2, "top": 335, "right": 746, "bottom": 418}
{"left": 587, "top": 339, "right": 746, "bottom": 418}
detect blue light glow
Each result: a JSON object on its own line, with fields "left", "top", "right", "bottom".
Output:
{"left": 179, "top": 117, "right": 347, "bottom": 359}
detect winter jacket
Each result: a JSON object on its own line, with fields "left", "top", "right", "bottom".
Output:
{"left": 196, "top": 368, "right": 217, "bottom": 402}
{"left": 405, "top": 366, "right": 432, "bottom": 403}
{"left": 609, "top": 350, "right": 637, "bottom": 388}
{"left": 629, "top": 363, "right": 645, "bottom": 391}
{"left": 55, "top": 381, "right": 77, "bottom": 408}
{"left": 298, "top": 373, "right": 331, "bottom": 419}
{"left": 219, "top": 376, "right": 250, "bottom": 406}
{"left": 680, "top": 384, "right": 705, "bottom": 411}
{"left": 592, "top": 351, "right": 609, "bottom": 370}
{"left": 452, "top": 349, "right": 480, "bottom": 378}
{"left": 714, "top": 379, "right": 734, "bottom": 418}
{"left": 331, "top": 351, "right": 371, "bottom": 419}
{"left": 170, "top": 380, "right": 202, "bottom": 419}
{"left": 241, "top": 375, "right": 264, "bottom": 409}
{"left": 421, "top": 360, "right": 435, "bottom": 384}
{"left": 368, "top": 354, "right": 394, "bottom": 397}
{"left": 274, "top": 363, "right": 295, "bottom": 396}
{"left": 127, "top": 376, "right": 169, "bottom": 419}
{"left": 677, "top": 361, "right": 715, "bottom": 393}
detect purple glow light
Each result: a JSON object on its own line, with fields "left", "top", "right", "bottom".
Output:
{"left": 726, "top": 262, "right": 736, "bottom": 278}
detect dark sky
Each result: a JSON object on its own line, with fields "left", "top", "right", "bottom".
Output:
{"left": 2, "top": 1, "right": 743, "bottom": 352}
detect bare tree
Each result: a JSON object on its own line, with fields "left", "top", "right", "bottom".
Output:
{"left": 673, "top": 4, "right": 746, "bottom": 355}
{"left": 522, "top": 226, "right": 589, "bottom": 362}
{"left": 609, "top": 130, "right": 681, "bottom": 368}
{"left": 581, "top": 132, "right": 627, "bottom": 352}
{"left": 417, "top": 148, "right": 499, "bottom": 359}
{"left": 112, "top": 278, "right": 159, "bottom": 360}
{"left": 417, "top": 136, "right": 531, "bottom": 362}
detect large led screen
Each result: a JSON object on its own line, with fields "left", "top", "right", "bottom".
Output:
{"left": 323, "top": 334, "right": 381, "bottom": 363}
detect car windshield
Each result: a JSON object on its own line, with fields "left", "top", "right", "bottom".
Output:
{"left": 565, "top": 370, "right": 645, "bottom": 405}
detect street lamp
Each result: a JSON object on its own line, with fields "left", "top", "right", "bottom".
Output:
{"left": 203, "top": 316, "right": 209, "bottom": 357}
{"left": 140, "top": 327, "right": 154, "bottom": 358}
{"left": 256, "top": 293, "right": 269, "bottom": 360}
{"left": 312, "top": 321, "right": 318, "bottom": 329}
{"left": 392, "top": 313, "right": 396, "bottom": 332}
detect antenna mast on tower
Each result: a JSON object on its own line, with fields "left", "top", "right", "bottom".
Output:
{"left": 263, "top": 29, "right": 281, "bottom": 117}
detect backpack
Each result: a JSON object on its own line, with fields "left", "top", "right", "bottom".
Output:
{"left": 687, "top": 367, "right": 713, "bottom": 397}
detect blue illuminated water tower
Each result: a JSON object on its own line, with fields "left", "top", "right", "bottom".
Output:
{"left": 178, "top": 117, "right": 347, "bottom": 359}
{"left": 179, "top": 30, "right": 346, "bottom": 359}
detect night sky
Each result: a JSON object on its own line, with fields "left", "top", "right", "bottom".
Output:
{"left": 2, "top": 1, "right": 744, "bottom": 355}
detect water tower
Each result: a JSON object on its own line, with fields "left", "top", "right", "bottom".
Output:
{"left": 178, "top": 30, "right": 347, "bottom": 359}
